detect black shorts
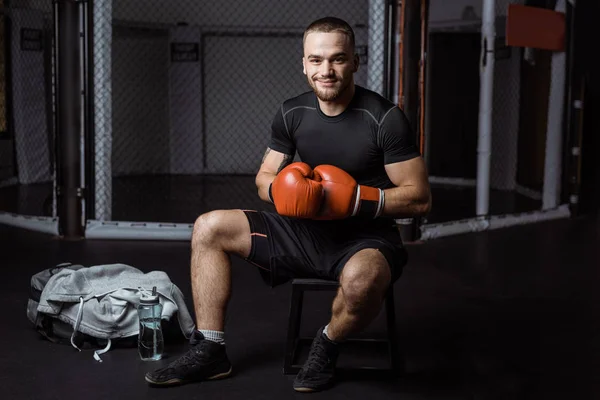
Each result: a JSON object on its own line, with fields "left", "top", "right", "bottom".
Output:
{"left": 243, "top": 210, "right": 408, "bottom": 288}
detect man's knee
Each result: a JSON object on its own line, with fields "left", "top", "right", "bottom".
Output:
{"left": 192, "top": 210, "right": 251, "bottom": 257}
{"left": 339, "top": 249, "right": 391, "bottom": 308}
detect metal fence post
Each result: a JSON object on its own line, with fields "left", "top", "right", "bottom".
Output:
{"left": 54, "top": 0, "right": 86, "bottom": 238}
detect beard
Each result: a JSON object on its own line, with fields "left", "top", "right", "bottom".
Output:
{"left": 307, "top": 75, "right": 351, "bottom": 102}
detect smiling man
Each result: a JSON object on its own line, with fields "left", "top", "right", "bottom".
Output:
{"left": 303, "top": 24, "right": 356, "bottom": 106}
{"left": 145, "top": 16, "right": 431, "bottom": 393}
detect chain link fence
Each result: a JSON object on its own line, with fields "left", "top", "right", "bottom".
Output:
{"left": 0, "top": 5, "right": 10, "bottom": 181}
{"left": 424, "top": 0, "right": 565, "bottom": 223}
{"left": 0, "top": 0, "right": 54, "bottom": 217}
{"left": 91, "top": 0, "right": 390, "bottom": 224}
{"left": 0, "top": 0, "right": 570, "bottom": 236}
{"left": 489, "top": 0, "right": 544, "bottom": 215}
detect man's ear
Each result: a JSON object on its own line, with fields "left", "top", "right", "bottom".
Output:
{"left": 302, "top": 57, "right": 306, "bottom": 75}
{"left": 353, "top": 54, "right": 360, "bottom": 72}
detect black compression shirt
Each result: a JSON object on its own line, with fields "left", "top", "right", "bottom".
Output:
{"left": 269, "top": 85, "right": 421, "bottom": 189}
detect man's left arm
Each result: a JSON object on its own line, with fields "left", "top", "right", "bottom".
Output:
{"left": 381, "top": 156, "right": 431, "bottom": 218}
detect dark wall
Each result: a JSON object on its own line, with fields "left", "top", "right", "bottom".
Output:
{"left": 427, "top": 32, "right": 480, "bottom": 179}
{"left": 571, "top": 0, "right": 600, "bottom": 215}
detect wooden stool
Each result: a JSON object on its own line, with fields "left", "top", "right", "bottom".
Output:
{"left": 283, "top": 278, "right": 400, "bottom": 375}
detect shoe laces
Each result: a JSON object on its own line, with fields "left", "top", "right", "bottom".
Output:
{"left": 165, "top": 340, "right": 214, "bottom": 370}
{"left": 305, "top": 338, "right": 334, "bottom": 372}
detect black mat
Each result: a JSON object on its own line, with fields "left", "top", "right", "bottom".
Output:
{"left": 1, "top": 212, "right": 598, "bottom": 399}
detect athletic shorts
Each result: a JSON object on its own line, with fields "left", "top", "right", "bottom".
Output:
{"left": 242, "top": 210, "right": 408, "bottom": 288}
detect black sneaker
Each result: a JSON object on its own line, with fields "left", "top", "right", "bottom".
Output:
{"left": 293, "top": 326, "right": 340, "bottom": 392}
{"left": 145, "top": 331, "right": 232, "bottom": 387}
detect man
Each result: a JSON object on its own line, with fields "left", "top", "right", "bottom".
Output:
{"left": 145, "top": 16, "right": 431, "bottom": 392}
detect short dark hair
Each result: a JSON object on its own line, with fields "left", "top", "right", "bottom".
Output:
{"left": 303, "top": 17, "right": 355, "bottom": 52}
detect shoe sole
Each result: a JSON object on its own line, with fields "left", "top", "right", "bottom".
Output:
{"left": 294, "top": 382, "right": 333, "bottom": 393}
{"left": 293, "top": 387, "right": 318, "bottom": 393}
{"left": 145, "top": 366, "right": 233, "bottom": 387}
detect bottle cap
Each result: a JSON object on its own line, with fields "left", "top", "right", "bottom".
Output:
{"left": 139, "top": 286, "right": 160, "bottom": 305}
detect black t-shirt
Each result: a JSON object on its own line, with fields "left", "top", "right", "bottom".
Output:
{"left": 269, "top": 85, "right": 421, "bottom": 190}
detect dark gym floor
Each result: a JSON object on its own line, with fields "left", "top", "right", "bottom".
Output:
{"left": 1, "top": 209, "right": 598, "bottom": 400}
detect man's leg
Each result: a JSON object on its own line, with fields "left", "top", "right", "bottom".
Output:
{"left": 146, "top": 209, "right": 252, "bottom": 387}
{"left": 293, "top": 248, "right": 392, "bottom": 393}
{"left": 190, "top": 210, "right": 252, "bottom": 332}
{"left": 327, "top": 248, "right": 391, "bottom": 341}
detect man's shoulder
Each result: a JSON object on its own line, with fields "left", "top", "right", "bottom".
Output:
{"left": 352, "top": 86, "right": 400, "bottom": 123}
{"left": 281, "top": 91, "right": 316, "bottom": 115}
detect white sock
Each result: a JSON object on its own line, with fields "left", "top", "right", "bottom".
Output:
{"left": 322, "top": 324, "right": 335, "bottom": 342}
{"left": 199, "top": 329, "right": 225, "bottom": 345}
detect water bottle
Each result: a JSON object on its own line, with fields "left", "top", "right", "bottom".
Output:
{"left": 138, "top": 286, "right": 164, "bottom": 361}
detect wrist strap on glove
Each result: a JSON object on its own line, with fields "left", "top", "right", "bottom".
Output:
{"left": 352, "top": 186, "right": 385, "bottom": 218}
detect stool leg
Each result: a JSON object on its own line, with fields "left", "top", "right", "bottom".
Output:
{"left": 385, "top": 288, "right": 400, "bottom": 373}
{"left": 284, "top": 284, "right": 304, "bottom": 374}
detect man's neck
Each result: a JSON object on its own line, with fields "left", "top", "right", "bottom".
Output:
{"left": 318, "top": 84, "right": 356, "bottom": 117}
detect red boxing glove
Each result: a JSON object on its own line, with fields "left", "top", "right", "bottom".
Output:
{"left": 270, "top": 162, "right": 323, "bottom": 218}
{"left": 313, "top": 165, "right": 385, "bottom": 219}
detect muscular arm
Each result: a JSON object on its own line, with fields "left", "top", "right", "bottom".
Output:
{"left": 255, "top": 147, "right": 294, "bottom": 203}
{"left": 381, "top": 156, "right": 432, "bottom": 218}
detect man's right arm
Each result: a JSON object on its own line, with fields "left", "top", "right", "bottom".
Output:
{"left": 255, "top": 147, "right": 294, "bottom": 203}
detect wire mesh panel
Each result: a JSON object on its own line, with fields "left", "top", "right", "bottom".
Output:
{"left": 488, "top": 0, "right": 543, "bottom": 215}
{"left": 423, "top": 0, "right": 562, "bottom": 224}
{"left": 0, "top": 8, "right": 12, "bottom": 181}
{"left": 0, "top": 0, "right": 54, "bottom": 217}
{"left": 0, "top": 0, "right": 571, "bottom": 238}
{"left": 111, "top": 26, "right": 170, "bottom": 177}
{"left": 491, "top": 0, "right": 523, "bottom": 193}
{"left": 92, "top": 0, "right": 390, "bottom": 224}
{"left": 203, "top": 34, "right": 306, "bottom": 174}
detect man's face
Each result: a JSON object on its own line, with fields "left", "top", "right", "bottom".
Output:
{"left": 302, "top": 31, "right": 358, "bottom": 102}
